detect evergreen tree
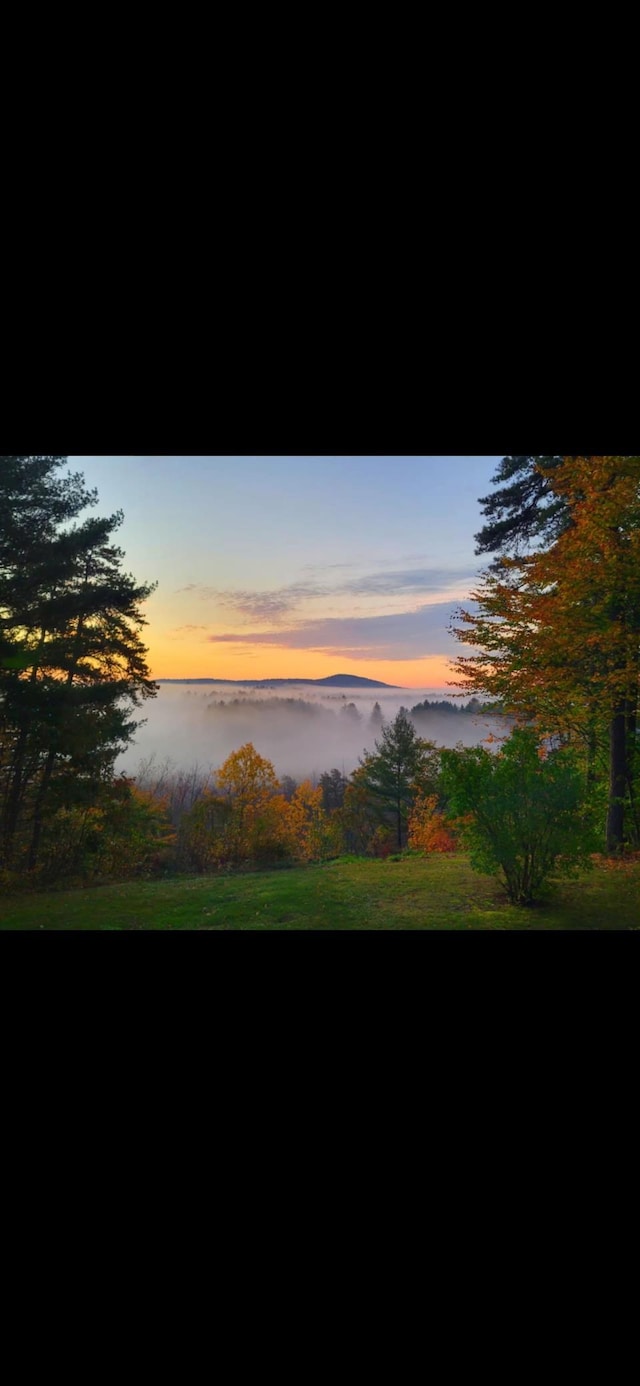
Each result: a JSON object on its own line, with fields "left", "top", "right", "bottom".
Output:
{"left": 358, "top": 708, "right": 439, "bottom": 849}
{"left": 0, "top": 457, "right": 157, "bottom": 871}
{"left": 475, "top": 456, "right": 569, "bottom": 568}
{"left": 319, "top": 768, "right": 348, "bottom": 811}
{"left": 340, "top": 701, "right": 362, "bottom": 723}
{"left": 369, "top": 701, "right": 384, "bottom": 729}
{"left": 280, "top": 775, "right": 298, "bottom": 802}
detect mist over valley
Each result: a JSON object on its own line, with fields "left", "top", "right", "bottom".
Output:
{"left": 118, "top": 679, "right": 507, "bottom": 785}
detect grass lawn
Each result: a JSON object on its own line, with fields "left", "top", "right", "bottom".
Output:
{"left": 1, "top": 853, "right": 639, "bottom": 930}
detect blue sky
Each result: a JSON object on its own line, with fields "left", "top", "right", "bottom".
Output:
{"left": 69, "top": 457, "right": 502, "bottom": 684}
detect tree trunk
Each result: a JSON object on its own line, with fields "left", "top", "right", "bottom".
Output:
{"left": 625, "top": 686, "right": 639, "bottom": 847}
{"left": 27, "top": 748, "right": 57, "bottom": 871}
{"left": 1, "top": 628, "right": 48, "bottom": 862}
{"left": 606, "top": 705, "right": 627, "bottom": 854}
{"left": 586, "top": 724, "right": 598, "bottom": 789}
{"left": 2, "top": 725, "right": 30, "bottom": 861}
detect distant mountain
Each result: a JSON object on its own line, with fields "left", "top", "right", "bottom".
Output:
{"left": 157, "top": 674, "right": 402, "bottom": 689}
{"left": 312, "top": 674, "right": 399, "bottom": 688}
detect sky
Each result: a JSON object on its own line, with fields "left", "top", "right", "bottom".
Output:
{"left": 69, "top": 457, "right": 502, "bottom": 689}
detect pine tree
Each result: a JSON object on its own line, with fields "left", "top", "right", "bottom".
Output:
{"left": 475, "top": 456, "right": 568, "bottom": 568}
{"left": 358, "top": 709, "right": 439, "bottom": 849}
{"left": 0, "top": 457, "right": 157, "bottom": 871}
{"left": 369, "top": 701, "right": 384, "bottom": 729}
{"left": 319, "top": 768, "right": 348, "bottom": 811}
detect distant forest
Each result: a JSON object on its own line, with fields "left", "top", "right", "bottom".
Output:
{"left": 203, "top": 695, "right": 498, "bottom": 719}
{"left": 410, "top": 697, "right": 495, "bottom": 716}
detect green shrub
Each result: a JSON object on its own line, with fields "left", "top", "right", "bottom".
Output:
{"left": 440, "top": 728, "right": 597, "bottom": 905}
{"left": 36, "top": 781, "right": 176, "bottom": 886}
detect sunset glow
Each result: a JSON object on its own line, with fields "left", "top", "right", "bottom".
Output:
{"left": 70, "top": 456, "right": 500, "bottom": 688}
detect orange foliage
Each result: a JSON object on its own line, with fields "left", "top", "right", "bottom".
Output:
{"left": 180, "top": 748, "right": 343, "bottom": 867}
{"left": 408, "top": 794, "right": 457, "bottom": 854}
{"left": 371, "top": 825, "right": 395, "bottom": 858}
{"left": 285, "top": 780, "right": 343, "bottom": 862}
{"left": 450, "top": 456, "right": 640, "bottom": 739}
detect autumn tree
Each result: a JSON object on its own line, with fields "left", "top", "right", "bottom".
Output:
{"left": 215, "top": 743, "right": 285, "bottom": 863}
{"left": 451, "top": 456, "right": 640, "bottom": 852}
{"left": 286, "top": 779, "right": 343, "bottom": 862}
{"left": 408, "top": 794, "right": 457, "bottom": 854}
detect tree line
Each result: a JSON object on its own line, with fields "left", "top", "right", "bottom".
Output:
{"left": 3, "top": 453, "right": 636, "bottom": 906}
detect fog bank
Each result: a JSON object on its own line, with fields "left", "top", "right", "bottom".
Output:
{"left": 117, "top": 683, "right": 507, "bottom": 784}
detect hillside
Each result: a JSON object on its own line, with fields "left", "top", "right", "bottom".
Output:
{"left": 1, "top": 855, "right": 637, "bottom": 930}
{"left": 311, "top": 674, "right": 398, "bottom": 688}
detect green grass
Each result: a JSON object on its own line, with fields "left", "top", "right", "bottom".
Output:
{"left": 1, "top": 853, "right": 639, "bottom": 929}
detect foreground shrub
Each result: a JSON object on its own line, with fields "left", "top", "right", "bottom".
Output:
{"left": 36, "top": 780, "right": 176, "bottom": 885}
{"left": 439, "top": 728, "right": 595, "bottom": 904}
{"left": 177, "top": 792, "right": 233, "bottom": 872}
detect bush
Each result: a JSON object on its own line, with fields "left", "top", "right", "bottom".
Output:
{"left": 177, "top": 792, "right": 233, "bottom": 872}
{"left": 371, "top": 825, "right": 396, "bottom": 858}
{"left": 35, "top": 780, "right": 176, "bottom": 886}
{"left": 439, "top": 728, "right": 596, "bottom": 904}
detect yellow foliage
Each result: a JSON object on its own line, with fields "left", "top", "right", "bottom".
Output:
{"left": 408, "top": 794, "right": 457, "bottom": 854}
{"left": 451, "top": 456, "right": 640, "bottom": 739}
{"left": 181, "top": 748, "right": 344, "bottom": 868}
{"left": 217, "top": 743, "right": 280, "bottom": 807}
{"left": 286, "top": 780, "right": 336, "bottom": 862}
{"left": 214, "top": 744, "right": 283, "bottom": 862}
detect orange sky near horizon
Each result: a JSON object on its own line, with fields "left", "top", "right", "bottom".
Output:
{"left": 69, "top": 456, "right": 499, "bottom": 694}
{"left": 146, "top": 632, "right": 457, "bottom": 689}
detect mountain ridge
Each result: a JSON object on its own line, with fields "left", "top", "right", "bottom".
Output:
{"left": 156, "top": 674, "right": 402, "bottom": 689}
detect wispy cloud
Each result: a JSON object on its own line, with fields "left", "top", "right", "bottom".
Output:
{"left": 175, "top": 566, "right": 478, "bottom": 627}
{"left": 215, "top": 582, "right": 327, "bottom": 624}
{"left": 340, "top": 567, "right": 476, "bottom": 598}
{"left": 300, "top": 561, "right": 357, "bottom": 574}
{"left": 206, "top": 600, "right": 479, "bottom": 661}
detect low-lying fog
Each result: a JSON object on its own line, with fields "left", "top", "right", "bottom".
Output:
{"left": 117, "top": 682, "right": 507, "bottom": 784}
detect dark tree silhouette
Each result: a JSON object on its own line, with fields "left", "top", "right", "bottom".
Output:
{"left": 475, "top": 456, "right": 568, "bottom": 568}
{"left": 319, "top": 768, "right": 348, "bottom": 812}
{"left": 0, "top": 456, "right": 157, "bottom": 872}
